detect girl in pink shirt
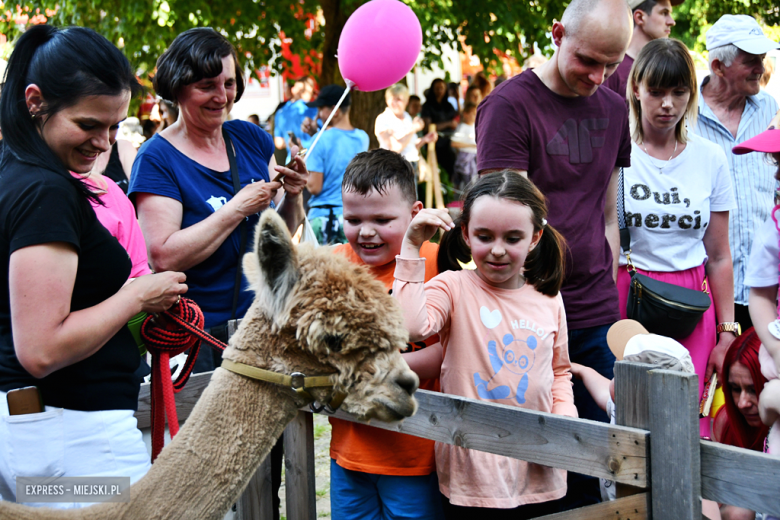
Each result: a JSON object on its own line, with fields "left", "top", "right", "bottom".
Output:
{"left": 393, "top": 171, "right": 576, "bottom": 518}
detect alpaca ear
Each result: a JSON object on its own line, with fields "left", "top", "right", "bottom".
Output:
{"left": 243, "top": 210, "right": 300, "bottom": 319}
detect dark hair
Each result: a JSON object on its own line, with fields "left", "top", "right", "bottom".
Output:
{"left": 430, "top": 78, "right": 447, "bottom": 100}
{"left": 720, "top": 328, "right": 770, "bottom": 451}
{"left": 409, "top": 95, "right": 421, "bottom": 103}
{"left": 437, "top": 170, "right": 567, "bottom": 296}
{"left": 633, "top": 0, "right": 658, "bottom": 14}
{"left": 161, "top": 99, "right": 179, "bottom": 118}
{"left": 342, "top": 149, "right": 417, "bottom": 205}
{"left": 0, "top": 25, "right": 141, "bottom": 203}
{"left": 154, "top": 28, "right": 245, "bottom": 104}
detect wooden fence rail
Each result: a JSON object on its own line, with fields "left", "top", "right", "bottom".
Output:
{"left": 135, "top": 361, "right": 780, "bottom": 520}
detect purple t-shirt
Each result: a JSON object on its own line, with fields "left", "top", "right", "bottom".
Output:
{"left": 604, "top": 55, "right": 634, "bottom": 102}
{"left": 475, "top": 72, "right": 631, "bottom": 329}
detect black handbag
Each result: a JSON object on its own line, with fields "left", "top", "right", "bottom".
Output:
{"left": 618, "top": 168, "right": 711, "bottom": 339}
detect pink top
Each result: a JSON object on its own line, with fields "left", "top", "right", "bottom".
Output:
{"left": 78, "top": 174, "right": 151, "bottom": 278}
{"left": 393, "top": 257, "right": 576, "bottom": 508}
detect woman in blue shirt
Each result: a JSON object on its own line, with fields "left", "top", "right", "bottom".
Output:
{"left": 130, "top": 28, "right": 309, "bottom": 371}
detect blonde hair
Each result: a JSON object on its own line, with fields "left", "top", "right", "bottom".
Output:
{"left": 628, "top": 38, "right": 698, "bottom": 145}
{"left": 385, "top": 83, "right": 409, "bottom": 101}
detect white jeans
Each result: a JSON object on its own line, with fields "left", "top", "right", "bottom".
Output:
{"left": 0, "top": 390, "right": 150, "bottom": 509}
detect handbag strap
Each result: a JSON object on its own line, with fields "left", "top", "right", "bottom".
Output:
{"left": 223, "top": 127, "right": 248, "bottom": 322}
{"left": 617, "top": 167, "right": 634, "bottom": 270}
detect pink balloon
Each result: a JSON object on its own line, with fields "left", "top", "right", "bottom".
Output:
{"left": 338, "top": 0, "right": 422, "bottom": 92}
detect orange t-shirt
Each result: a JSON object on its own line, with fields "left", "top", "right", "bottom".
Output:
{"left": 329, "top": 241, "right": 440, "bottom": 476}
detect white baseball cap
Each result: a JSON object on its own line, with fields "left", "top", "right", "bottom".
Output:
{"left": 706, "top": 14, "right": 779, "bottom": 54}
{"left": 627, "top": 0, "right": 682, "bottom": 10}
{"left": 607, "top": 320, "right": 695, "bottom": 374}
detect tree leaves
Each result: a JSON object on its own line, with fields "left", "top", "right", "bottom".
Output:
{"left": 3, "top": 0, "right": 775, "bottom": 82}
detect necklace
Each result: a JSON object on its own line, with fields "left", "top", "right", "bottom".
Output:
{"left": 641, "top": 139, "right": 678, "bottom": 174}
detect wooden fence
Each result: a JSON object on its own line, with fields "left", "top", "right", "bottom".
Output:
{"left": 135, "top": 360, "right": 780, "bottom": 520}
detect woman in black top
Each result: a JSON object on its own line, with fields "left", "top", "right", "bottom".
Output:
{"left": 0, "top": 26, "right": 186, "bottom": 507}
{"left": 422, "top": 78, "right": 458, "bottom": 178}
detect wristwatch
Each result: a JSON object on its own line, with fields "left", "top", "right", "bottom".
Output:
{"left": 716, "top": 322, "right": 741, "bottom": 336}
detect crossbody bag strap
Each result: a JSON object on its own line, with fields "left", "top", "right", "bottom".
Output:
{"left": 617, "top": 167, "right": 635, "bottom": 271}
{"left": 223, "top": 127, "right": 248, "bottom": 321}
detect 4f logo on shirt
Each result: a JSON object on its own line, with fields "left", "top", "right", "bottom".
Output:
{"left": 546, "top": 118, "right": 609, "bottom": 164}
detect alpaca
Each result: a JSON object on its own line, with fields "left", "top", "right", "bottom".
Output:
{"left": 0, "top": 210, "right": 420, "bottom": 520}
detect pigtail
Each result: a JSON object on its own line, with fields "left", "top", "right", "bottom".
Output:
{"left": 525, "top": 222, "right": 567, "bottom": 297}
{"left": 436, "top": 219, "right": 470, "bottom": 273}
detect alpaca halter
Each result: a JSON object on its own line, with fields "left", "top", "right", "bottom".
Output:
{"left": 221, "top": 358, "right": 348, "bottom": 414}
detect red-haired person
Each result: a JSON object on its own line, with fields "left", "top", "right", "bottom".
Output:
{"left": 712, "top": 328, "right": 771, "bottom": 520}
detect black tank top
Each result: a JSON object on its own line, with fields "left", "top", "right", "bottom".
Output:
{"left": 103, "top": 143, "right": 129, "bottom": 193}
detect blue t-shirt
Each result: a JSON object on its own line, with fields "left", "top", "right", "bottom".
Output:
{"left": 274, "top": 99, "right": 317, "bottom": 150}
{"left": 128, "top": 120, "right": 274, "bottom": 328}
{"left": 306, "top": 128, "right": 369, "bottom": 219}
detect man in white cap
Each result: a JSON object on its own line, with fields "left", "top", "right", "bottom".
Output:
{"left": 604, "top": 0, "right": 681, "bottom": 101}
{"left": 693, "top": 14, "right": 779, "bottom": 341}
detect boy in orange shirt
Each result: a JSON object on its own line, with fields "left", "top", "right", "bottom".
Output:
{"left": 330, "top": 149, "right": 444, "bottom": 519}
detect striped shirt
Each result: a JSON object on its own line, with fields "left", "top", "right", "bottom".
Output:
{"left": 691, "top": 77, "right": 779, "bottom": 305}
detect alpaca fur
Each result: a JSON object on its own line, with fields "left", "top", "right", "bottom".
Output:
{"left": 0, "top": 210, "right": 419, "bottom": 520}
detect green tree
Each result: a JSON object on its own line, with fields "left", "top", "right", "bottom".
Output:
{"left": 672, "top": 0, "right": 780, "bottom": 52}
{"left": 3, "top": 0, "right": 776, "bottom": 142}
{"left": 0, "top": 0, "right": 570, "bottom": 144}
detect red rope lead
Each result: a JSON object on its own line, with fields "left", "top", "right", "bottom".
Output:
{"left": 140, "top": 298, "right": 228, "bottom": 461}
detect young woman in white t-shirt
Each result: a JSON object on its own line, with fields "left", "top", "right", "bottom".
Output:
{"left": 619, "top": 39, "right": 738, "bottom": 438}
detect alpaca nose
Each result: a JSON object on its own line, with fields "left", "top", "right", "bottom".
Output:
{"left": 395, "top": 370, "right": 419, "bottom": 396}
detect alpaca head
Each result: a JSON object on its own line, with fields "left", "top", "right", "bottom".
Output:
{"left": 234, "top": 210, "right": 419, "bottom": 422}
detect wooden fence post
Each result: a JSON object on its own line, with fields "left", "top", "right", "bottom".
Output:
{"left": 648, "top": 369, "right": 701, "bottom": 519}
{"left": 236, "top": 455, "right": 274, "bottom": 520}
{"left": 615, "top": 361, "right": 655, "bottom": 429}
{"left": 614, "top": 361, "right": 655, "bottom": 500}
{"left": 284, "top": 410, "right": 316, "bottom": 520}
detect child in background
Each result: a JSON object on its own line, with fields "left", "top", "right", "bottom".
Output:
{"left": 735, "top": 128, "right": 780, "bottom": 457}
{"left": 571, "top": 319, "right": 695, "bottom": 502}
{"left": 450, "top": 103, "right": 478, "bottom": 192}
{"left": 393, "top": 170, "right": 575, "bottom": 519}
{"left": 304, "top": 85, "right": 369, "bottom": 245}
{"left": 407, "top": 95, "right": 422, "bottom": 119}
{"left": 464, "top": 85, "right": 483, "bottom": 107}
{"left": 329, "top": 149, "right": 444, "bottom": 520}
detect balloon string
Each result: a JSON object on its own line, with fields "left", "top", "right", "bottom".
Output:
{"left": 304, "top": 84, "right": 353, "bottom": 161}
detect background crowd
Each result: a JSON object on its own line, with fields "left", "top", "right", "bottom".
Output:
{"left": 0, "top": 0, "right": 779, "bottom": 519}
